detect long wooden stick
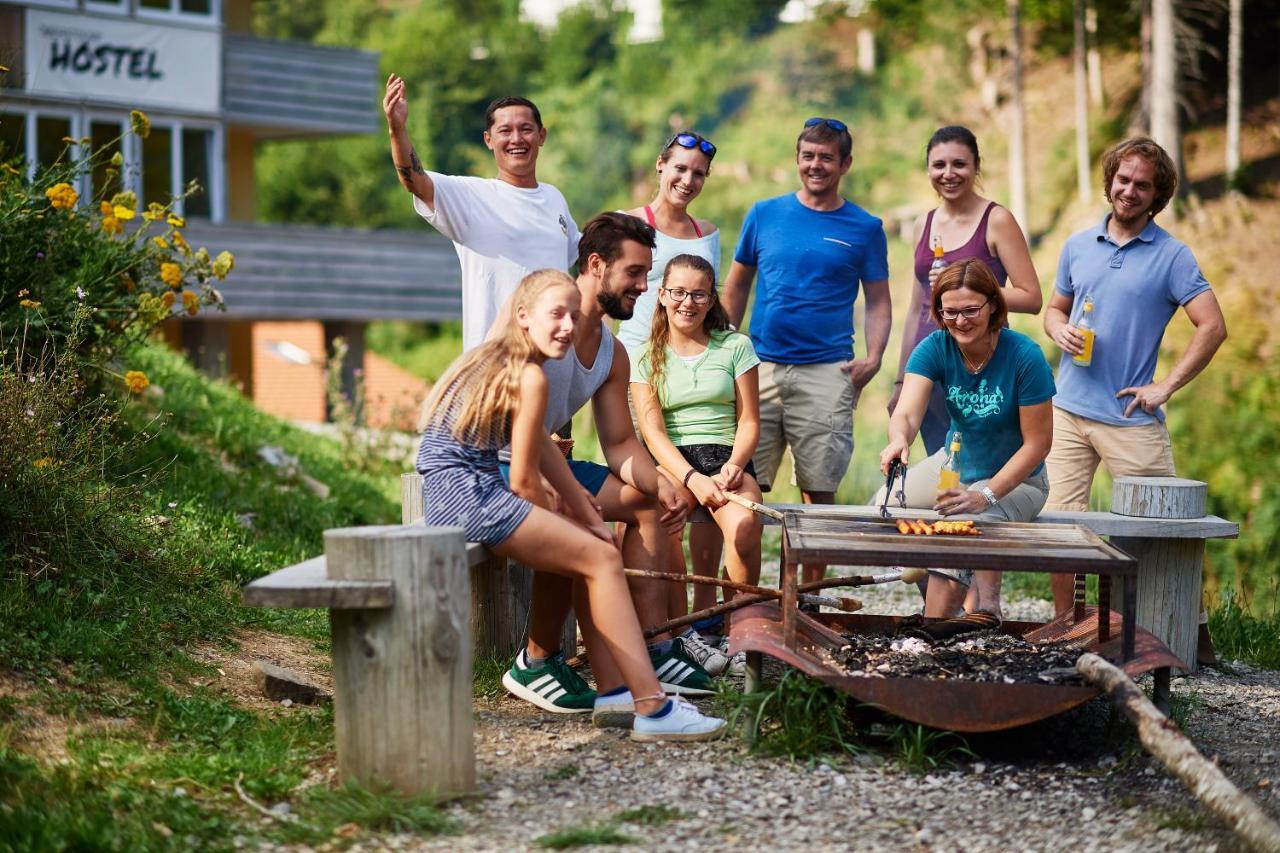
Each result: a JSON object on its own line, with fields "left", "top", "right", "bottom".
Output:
{"left": 1077, "top": 653, "right": 1280, "bottom": 853}
{"left": 720, "top": 490, "right": 786, "bottom": 521}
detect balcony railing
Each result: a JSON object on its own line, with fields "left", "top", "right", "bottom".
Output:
{"left": 182, "top": 220, "right": 462, "bottom": 322}
{"left": 223, "top": 35, "right": 380, "bottom": 136}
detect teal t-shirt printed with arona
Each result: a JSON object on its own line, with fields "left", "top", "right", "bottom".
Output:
{"left": 905, "top": 328, "right": 1056, "bottom": 483}
{"left": 630, "top": 330, "right": 760, "bottom": 447}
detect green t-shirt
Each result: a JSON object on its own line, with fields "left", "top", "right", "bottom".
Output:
{"left": 630, "top": 330, "right": 760, "bottom": 447}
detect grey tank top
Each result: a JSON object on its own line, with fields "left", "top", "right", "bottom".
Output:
{"left": 541, "top": 322, "right": 615, "bottom": 435}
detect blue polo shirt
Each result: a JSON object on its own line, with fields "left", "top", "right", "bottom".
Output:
{"left": 906, "top": 329, "right": 1056, "bottom": 483}
{"left": 1052, "top": 216, "right": 1212, "bottom": 427}
{"left": 734, "top": 193, "right": 889, "bottom": 364}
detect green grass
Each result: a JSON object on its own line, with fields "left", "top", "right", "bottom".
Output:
{"left": 544, "top": 762, "right": 581, "bottom": 781}
{"left": 289, "top": 782, "right": 456, "bottom": 842}
{"left": 714, "top": 670, "right": 863, "bottom": 760}
{"left": 615, "top": 804, "right": 686, "bottom": 826}
{"left": 366, "top": 320, "right": 464, "bottom": 383}
{"left": 1209, "top": 592, "right": 1280, "bottom": 669}
{"left": 535, "top": 822, "right": 638, "bottom": 849}
{"left": 887, "top": 724, "right": 975, "bottom": 774}
{"left": 1155, "top": 806, "right": 1212, "bottom": 833}
{"left": 473, "top": 655, "right": 511, "bottom": 700}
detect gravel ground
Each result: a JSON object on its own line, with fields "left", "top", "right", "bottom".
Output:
{"left": 328, "top": 583, "right": 1280, "bottom": 853}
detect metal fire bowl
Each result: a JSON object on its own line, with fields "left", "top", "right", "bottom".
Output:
{"left": 729, "top": 604, "right": 1186, "bottom": 733}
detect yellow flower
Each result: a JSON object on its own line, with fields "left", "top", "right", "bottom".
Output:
{"left": 167, "top": 214, "right": 185, "bottom": 228}
{"left": 171, "top": 231, "right": 191, "bottom": 255}
{"left": 102, "top": 216, "right": 123, "bottom": 236}
{"left": 181, "top": 290, "right": 200, "bottom": 316}
{"left": 2, "top": 163, "right": 20, "bottom": 176}
{"left": 19, "top": 299, "right": 41, "bottom": 309}
{"left": 212, "top": 250, "right": 235, "bottom": 280}
{"left": 130, "top": 110, "right": 151, "bottom": 139}
{"left": 109, "top": 191, "right": 137, "bottom": 212}
{"left": 110, "top": 151, "right": 123, "bottom": 167}
{"left": 152, "top": 236, "right": 170, "bottom": 250}
{"left": 143, "top": 202, "right": 166, "bottom": 222}
{"left": 33, "top": 457, "right": 56, "bottom": 469}
{"left": 161, "top": 291, "right": 176, "bottom": 310}
{"left": 124, "top": 370, "right": 149, "bottom": 394}
{"left": 194, "top": 247, "right": 210, "bottom": 265}
{"left": 100, "top": 200, "right": 114, "bottom": 216}
{"left": 113, "top": 204, "right": 136, "bottom": 221}
{"left": 45, "top": 182, "right": 78, "bottom": 210}
{"left": 160, "top": 262, "right": 183, "bottom": 288}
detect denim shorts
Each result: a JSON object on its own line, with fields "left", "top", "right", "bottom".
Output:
{"left": 498, "top": 457, "right": 611, "bottom": 496}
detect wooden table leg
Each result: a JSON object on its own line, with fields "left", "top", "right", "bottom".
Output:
{"left": 744, "top": 652, "right": 763, "bottom": 694}
{"left": 1073, "top": 573, "right": 1086, "bottom": 623}
{"left": 781, "top": 555, "right": 798, "bottom": 651}
{"left": 1153, "top": 666, "right": 1171, "bottom": 715}
{"left": 1098, "top": 574, "right": 1111, "bottom": 645}
{"left": 1122, "top": 571, "right": 1137, "bottom": 663}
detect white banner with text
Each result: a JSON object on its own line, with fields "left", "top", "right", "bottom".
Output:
{"left": 24, "top": 10, "right": 221, "bottom": 115}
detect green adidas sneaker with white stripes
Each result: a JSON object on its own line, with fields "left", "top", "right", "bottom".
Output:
{"left": 650, "top": 638, "right": 715, "bottom": 696}
{"left": 502, "top": 650, "right": 596, "bottom": 713}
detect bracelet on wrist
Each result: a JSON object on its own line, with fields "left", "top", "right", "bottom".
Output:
{"left": 682, "top": 468, "right": 698, "bottom": 487}
{"left": 979, "top": 486, "right": 1000, "bottom": 506}
{"left": 893, "top": 379, "right": 904, "bottom": 385}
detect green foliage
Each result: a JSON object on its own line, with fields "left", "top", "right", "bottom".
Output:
{"left": 290, "top": 782, "right": 455, "bottom": 841}
{"left": 888, "top": 724, "right": 975, "bottom": 774}
{"left": 715, "top": 670, "right": 862, "bottom": 759}
{"left": 1, "top": 127, "right": 229, "bottom": 371}
{"left": 535, "top": 822, "right": 638, "bottom": 849}
{"left": 472, "top": 655, "right": 511, "bottom": 700}
{"left": 1208, "top": 593, "right": 1280, "bottom": 669}
{"left": 366, "top": 319, "right": 464, "bottom": 383}
{"left": 544, "top": 762, "right": 581, "bottom": 781}
{"left": 615, "top": 804, "right": 686, "bottom": 826}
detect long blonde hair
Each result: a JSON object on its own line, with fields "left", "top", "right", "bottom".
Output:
{"left": 643, "top": 254, "right": 729, "bottom": 406}
{"left": 421, "top": 269, "right": 576, "bottom": 447}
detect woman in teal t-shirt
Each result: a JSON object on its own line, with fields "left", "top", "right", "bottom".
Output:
{"left": 879, "top": 259, "right": 1055, "bottom": 638}
{"left": 631, "top": 254, "right": 762, "bottom": 652}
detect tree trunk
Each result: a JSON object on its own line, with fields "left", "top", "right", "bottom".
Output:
{"left": 1225, "top": 0, "right": 1242, "bottom": 190}
{"left": 1074, "top": 0, "right": 1092, "bottom": 204}
{"left": 1007, "top": 0, "right": 1028, "bottom": 229}
{"left": 1077, "top": 654, "right": 1280, "bottom": 853}
{"left": 1134, "top": 0, "right": 1153, "bottom": 133}
{"left": 1086, "top": 0, "right": 1104, "bottom": 106}
{"left": 1151, "top": 0, "right": 1181, "bottom": 179}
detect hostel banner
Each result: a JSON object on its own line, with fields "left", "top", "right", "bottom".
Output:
{"left": 24, "top": 9, "right": 221, "bottom": 115}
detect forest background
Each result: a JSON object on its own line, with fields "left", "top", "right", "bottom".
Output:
{"left": 252, "top": 0, "right": 1280, "bottom": 615}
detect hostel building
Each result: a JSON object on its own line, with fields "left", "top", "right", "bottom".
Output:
{"left": 0, "top": 0, "right": 455, "bottom": 427}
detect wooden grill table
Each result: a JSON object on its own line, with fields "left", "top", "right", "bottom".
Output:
{"left": 777, "top": 512, "right": 1139, "bottom": 656}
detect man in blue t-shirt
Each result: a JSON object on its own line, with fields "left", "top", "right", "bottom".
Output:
{"left": 1044, "top": 137, "right": 1227, "bottom": 617}
{"left": 722, "top": 117, "right": 892, "bottom": 584}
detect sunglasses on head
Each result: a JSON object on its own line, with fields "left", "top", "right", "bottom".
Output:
{"left": 665, "top": 132, "right": 716, "bottom": 159}
{"left": 804, "top": 117, "right": 848, "bottom": 133}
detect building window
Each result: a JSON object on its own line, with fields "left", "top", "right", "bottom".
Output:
{"left": 36, "top": 116, "right": 73, "bottom": 171}
{"left": 182, "top": 128, "right": 213, "bottom": 218}
{"left": 90, "top": 118, "right": 125, "bottom": 201}
{"left": 0, "top": 111, "right": 76, "bottom": 175}
{"left": 138, "top": 0, "right": 219, "bottom": 22}
{"left": 0, "top": 113, "right": 25, "bottom": 164}
{"left": 141, "top": 124, "right": 173, "bottom": 209}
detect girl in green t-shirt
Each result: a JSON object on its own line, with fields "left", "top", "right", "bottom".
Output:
{"left": 630, "top": 254, "right": 763, "bottom": 648}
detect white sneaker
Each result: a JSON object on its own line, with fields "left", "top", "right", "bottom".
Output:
{"left": 592, "top": 689, "right": 634, "bottom": 729}
{"left": 680, "top": 629, "right": 728, "bottom": 677}
{"left": 631, "top": 697, "right": 728, "bottom": 742}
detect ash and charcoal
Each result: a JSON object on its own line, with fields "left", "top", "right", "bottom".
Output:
{"left": 832, "top": 630, "right": 1087, "bottom": 686}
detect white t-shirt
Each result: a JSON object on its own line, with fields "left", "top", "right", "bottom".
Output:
{"left": 414, "top": 173, "right": 580, "bottom": 351}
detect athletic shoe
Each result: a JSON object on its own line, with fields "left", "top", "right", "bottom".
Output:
{"left": 680, "top": 628, "right": 728, "bottom": 677}
{"left": 650, "top": 639, "right": 715, "bottom": 696}
{"left": 717, "top": 636, "right": 747, "bottom": 678}
{"left": 592, "top": 689, "right": 635, "bottom": 729}
{"left": 631, "top": 696, "right": 728, "bottom": 742}
{"left": 502, "top": 650, "right": 596, "bottom": 714}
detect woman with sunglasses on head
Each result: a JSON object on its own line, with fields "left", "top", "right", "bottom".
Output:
{"left": 888, "top": 126, "right": 1043, "bottom": 455}
{"left": 630, "top": 254, "right": 762, "bottom": 676}
{"left": 879, "top": 260, "right": 1054, "bottom": 638}
{"left": 617, "top": 132, "right": 730, "bottom": 673}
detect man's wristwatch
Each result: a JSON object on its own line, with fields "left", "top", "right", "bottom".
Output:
{"left": 979, "top": 486, "right": 1000, "bottom": 507}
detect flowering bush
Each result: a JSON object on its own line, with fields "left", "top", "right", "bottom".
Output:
{"left": 0, "top": 113, "right": 234, "bottom": 377}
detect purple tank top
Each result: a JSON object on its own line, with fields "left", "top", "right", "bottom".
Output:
{"left": 909, "top": 202, "right": 1009, "bottom": 347}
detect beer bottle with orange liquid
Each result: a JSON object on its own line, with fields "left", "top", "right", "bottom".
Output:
{"left": 1072, "top": 295, "right": 1096, "bottom": 367}
{"left": 937, "top": 431, "right": 963, "bottom": 491}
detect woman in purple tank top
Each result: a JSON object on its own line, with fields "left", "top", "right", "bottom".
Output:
{"left": 888, "top": 126, "right": 1043, "bottom": 454}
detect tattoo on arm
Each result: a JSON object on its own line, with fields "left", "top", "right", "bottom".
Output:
{"left": 395, "top": 164, "right": 413, "bottom": 185}
{"left": 410, "top": 148, "right": 426, "bottom": 176}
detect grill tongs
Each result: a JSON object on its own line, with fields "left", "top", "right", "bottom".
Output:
{"left": 879, "top": 458, "right": 908, "bottom": 520}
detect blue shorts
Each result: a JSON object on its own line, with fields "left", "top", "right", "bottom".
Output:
{"left": 498, "top": 458, "right": 611, "bottom": 496}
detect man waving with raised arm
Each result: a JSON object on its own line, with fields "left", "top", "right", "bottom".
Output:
{"left": 384, "top": 74, "right": 580, "bottom": 351}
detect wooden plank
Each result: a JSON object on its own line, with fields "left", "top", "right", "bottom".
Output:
{"left": 326, "top": 525, "right": 474, "bottom": 796}
{"left": 243, "top": 557, "right": 393, "bottom": 610}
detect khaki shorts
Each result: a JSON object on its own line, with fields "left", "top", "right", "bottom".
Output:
{"left": 754, "top": 361, "right": 857, "bottom": 494}
{"left": 869, "top": 448, "right": 1050, "bottom": 585}
{"left": 1044, "top": 406, "right": 1175, "bottom": 512}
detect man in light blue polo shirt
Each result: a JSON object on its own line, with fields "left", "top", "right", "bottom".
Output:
{"left": 1043, "top": 136, "right": 1227, "bottom": 616}
{"left": 722, "top": 117, "right": 892, "bottom": 586}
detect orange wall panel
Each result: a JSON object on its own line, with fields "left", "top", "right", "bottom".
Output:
{"left": 251, "top": 321, "right": 326, "bottom": 423}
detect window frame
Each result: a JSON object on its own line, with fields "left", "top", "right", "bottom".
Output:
{"left": 135, "top": 0, "right": 222, "bottom": 27}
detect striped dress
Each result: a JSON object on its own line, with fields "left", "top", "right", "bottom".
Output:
{"left": 416, "top": 389, "right": 533, "bottom": 546}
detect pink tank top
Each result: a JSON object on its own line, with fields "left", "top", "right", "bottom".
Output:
{"left": 909, "top": 202, "right": 1008, "bottom": 347}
